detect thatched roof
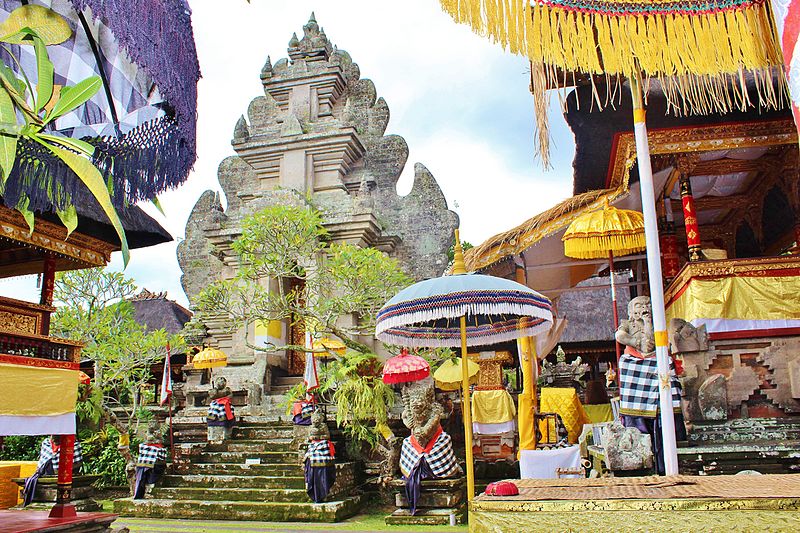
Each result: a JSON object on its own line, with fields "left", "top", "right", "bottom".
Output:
{"left": 130, "top": 289, "right": 192, "bottom": 336}
{"left": 558, "top": 275, "right": 631, "bottom": 343}
{"left": 566, "top": 81, "right": 792, "bottom": 195}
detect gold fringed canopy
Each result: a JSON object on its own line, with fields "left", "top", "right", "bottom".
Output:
{"left": 439, "top": 0, "right": 787, "bottom": 165}
{"left": 562, "top": 202, "right": 646, "bottom": 259}
{"left": 192, "top": 346, "right": 228, "bottom": 369}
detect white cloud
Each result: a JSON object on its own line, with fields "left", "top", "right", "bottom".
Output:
{"left": 0, "top": 0, "right": 576, "bottom": 307}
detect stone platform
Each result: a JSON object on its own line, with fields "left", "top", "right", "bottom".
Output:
{"left": 385, "top": 477, "right": 465, "bottom": 526}
{"left": 469, "top": 474, "right": 800, "bottom": 532}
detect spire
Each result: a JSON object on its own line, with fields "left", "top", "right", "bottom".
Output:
{"left": 452, "top": 229, "right": 467, "bottom": 275}
{"left": 261, "top": 55, "right": 273, "bottom": 78}
{"left": 288, "top": 32, "right": 299, "bottom": 48}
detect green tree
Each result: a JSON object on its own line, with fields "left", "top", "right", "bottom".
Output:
{"left": 194, "top": 203, "right": 411, "bottom": 451}
{"left": 51, "top": 268, "right": 184, "bottom": 436}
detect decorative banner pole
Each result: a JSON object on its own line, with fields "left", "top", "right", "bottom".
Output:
{"left": 679, "top": 175, "right": 703, "bottom": 262}
{"left": 514, "top": 255, "right": 539, "bottom": 451}
{"left": 630, "top": 76, "right": 679, "bottom": 476}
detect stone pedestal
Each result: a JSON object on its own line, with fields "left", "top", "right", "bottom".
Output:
{"left": 385, "top": 477, "right": 466, "bottom": 525}
{"left": 11, "top": 475, "right": 101, "bottom": 512}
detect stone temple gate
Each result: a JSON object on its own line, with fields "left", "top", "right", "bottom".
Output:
{"left": 177, "top": 14, "right": 458, "bottom": 412}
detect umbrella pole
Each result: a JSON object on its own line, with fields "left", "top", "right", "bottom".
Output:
{"left": 459, "top": 315, "right": 476, "bottom": 502}
{"left": 630, "top": 76, "right": 679, "bottom": 476}
{"left": 609, "top": 251, "right": 622, "bottom": 387}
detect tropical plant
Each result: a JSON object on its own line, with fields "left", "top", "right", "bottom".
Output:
{"left": 0, "top": 5, "right": 130, "bottom": 263}
{"left": 0, "top": 435, "right": 39, "bottom": 461}
{"left": 52, "top": 267, "right": 184, "bottom": 437}
{"left": 78, "top": 426, "right": 130, "bottom": 487}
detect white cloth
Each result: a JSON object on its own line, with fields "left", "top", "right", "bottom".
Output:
{"left": 473, "top": 420, "right": 516, "bottom": 434}
{"left": 0, "top": 413, "right": 75, "bottom": 436}
{"left": 519, "top": 446, "right": 581, "bottom": 479}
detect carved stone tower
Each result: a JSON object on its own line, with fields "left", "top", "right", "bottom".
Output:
{"left": 177, "top": 14, "right": 458, "bottom": 408}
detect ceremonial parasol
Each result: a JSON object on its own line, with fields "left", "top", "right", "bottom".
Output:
{"left": 433, "top": 357, "right": 479, "bottom": 391}
{"left": 563, "top": 201, "right": 646, "bottom": 373}
{"left": 0, "top": 1, "right": 199, "bottom": 263}
{"left": 436, "top": 0, "right": 784, "bottom": 476}
{"left": 381, "top": 348, "right": 430, "bottom": 385}
{"left": 78, "top": 371, "right": 90, "bottom": 385}
{"left": 376, "top": 230, "right": 553, "bottom": 501}
{"left": 192, "top": 346, "right": 228, "bottom": 370}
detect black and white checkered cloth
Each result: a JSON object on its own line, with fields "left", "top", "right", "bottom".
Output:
{"left": 0, "top": 0, "right": 165, "bottom": 139}
{"left": 619, "top": 353, "right": 682, "bottom": 417}
{"left": 304, "top": 439, "right": 335, "bottom": 468}
{"left": 399, "top": 430, "right": 460, "bottom": 479}
{"left": 136, "top": 443, "right": 167, "bottom": 468}
{"left": 38, "top": 438, "right": 82, "bottom": 473}
{"left": 207, "top": 400, "right": 234, "bottom": 421}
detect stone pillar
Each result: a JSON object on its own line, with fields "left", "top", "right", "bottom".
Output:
{"left": 49, "top": 434, "right": 76, "bottom": 518}
{"left": 679, "top": 174, "right": 702, "bottom": 262}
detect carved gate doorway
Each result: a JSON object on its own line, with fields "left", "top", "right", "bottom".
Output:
{"left": 287, "top": 277, "right": 306, "bottom": 376}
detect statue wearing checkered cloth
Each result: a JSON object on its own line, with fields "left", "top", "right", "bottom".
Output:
{"left": 207, "top": 377, "right": 235, "bottom": 442}
{"left": 303, "top": 410, "right": 336, "bottom": 503}
{"left": 23, "top": 437, "right": 83, "bottom": 506}
{"left": 133, "top": 429, "right": 167, "bottom": 500}
{"left": 615, "top": 296, "right": 686, "bottom": 475}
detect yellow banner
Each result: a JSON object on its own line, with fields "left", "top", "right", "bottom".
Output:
{"left": 667, "top": 276, "right": 800, "bottom": 323}
{"left": 472, "top": 389, "right": 517, "bottom": 424}
{"left": 0, "top": 363, "right": 78, "bottom": 416}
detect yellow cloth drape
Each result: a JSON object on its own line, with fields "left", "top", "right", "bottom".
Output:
{"left": 667, "top": 276, "right": 800, "bottom": 323}
{"left": 472, "top": 389, "right": 516, "bottom": 424}
{"left": 584, "top": 403, "right": 614, "bottom": 424}
{"left": 0, "top": 363, "right": 78, "bottom": 416}
{"left": 539, "top": 387, "right": 590, "bottom": 444}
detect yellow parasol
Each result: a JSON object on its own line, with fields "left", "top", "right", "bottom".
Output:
{"left": 563, "top": 202, "right": 646, "bottom": 377}
{"left": 312, "top": 337, "right": 346, "bottom": 357}
{"left": 192, "top": 346, "right": 228, "bottom": 369}
{"left": 433, "top": 357, "right": 479, "bottom": 391}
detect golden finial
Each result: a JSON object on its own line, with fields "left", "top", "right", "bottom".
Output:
{"left": 452, "top": 228, "right": 467, "bottom": 275}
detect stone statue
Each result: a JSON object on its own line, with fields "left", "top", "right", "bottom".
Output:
{"left": 614, "top": 296, "right": 685, "bottom": 475}
{"left": 398, "top": 376, "right": 460, "bottom": 515}
{"left": 539, "top": 346, "right": 590, "bottom": 389}
{"left": 615, "top": 296, "right": 655, "bottom": 356}
{"left": 303, "top": 405, "right": 336, "bottom": 503}
{"left": 603, "top": 422, "right": 654, "bottom": 471}
{"left": 207, "top": 377, "right": 235, "bottom": 442}
{"left": 401, "top": 377, "right": 444, "bottom": 447}
{"left": 308, "top": 408, "right": 330, "bottom": 441}
{"left": 669, "top": 318, "right": 708, "bottom": 353}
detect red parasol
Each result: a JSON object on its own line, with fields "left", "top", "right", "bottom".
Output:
{"left": 78, "top": 371, "right": 91, "bottom": 385}
{"left": 381, "top": 348, "right": 430, "bottom": 385}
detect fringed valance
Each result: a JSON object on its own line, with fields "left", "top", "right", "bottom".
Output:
{"left": 439, "top": 0, "right": 787, "bottom": 165}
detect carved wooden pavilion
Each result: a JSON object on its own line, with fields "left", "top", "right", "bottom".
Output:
{"left": 0, "top": 193, "right": 170, "bottom": 518}
{"left": 465, "top": 82, "right": 800, "bottom": 471}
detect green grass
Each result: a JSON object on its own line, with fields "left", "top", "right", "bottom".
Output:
{"left": 114, "top": 512, "right": 467, "bottom": 532}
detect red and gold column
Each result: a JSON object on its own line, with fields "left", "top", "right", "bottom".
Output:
{"left": 40, "top": 255, "right": 56, "bottom": 334}
{"left": 659, "top": 198, "right": 681, "bottom": 282}
{"left": 680, "top": 175, "right": 702, "bottom": 262}
{"left": 49, "top": 434, "right": 76, "bottom": 518}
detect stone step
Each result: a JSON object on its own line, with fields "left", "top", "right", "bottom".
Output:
{"left": 189, "top": 462, "right": 301, "bottom": 476}
{"left": 151, "top": 486, "right": 310, "bottom": 503}
{"left": 114, "top": 495, "right": 364, "bottom": 522}
{"left": 197, "top": 451, "right": 297, "bottom": 464}
{"left": 385, "top": 506, "right": 465, "bottom": 526}
{"left": 233, "top": 426, "right": 295, "bottom": 440}
{"left": 678, "top": 440, "right": 800, "bottom": 475}
{"left": 274, "top": 376, "right": 303, "bottom": 386}
{"left": 206, "top": 439, "right": 295, "bottom": 453}
{"left": 161, "top": 474, "right": 306, "bottom": 490}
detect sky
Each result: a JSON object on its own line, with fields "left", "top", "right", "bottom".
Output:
{"left": 0, "top": 0, "right": 576, "bottom": 307}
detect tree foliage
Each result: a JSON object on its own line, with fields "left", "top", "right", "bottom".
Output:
{"left": 52, "top": 268, "right": 183, "bottom": 436}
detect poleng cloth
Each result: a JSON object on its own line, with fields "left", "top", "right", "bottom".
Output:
{"left": 619, "top": 352, "right": 682, "bottom": 418}
{"left": 207, "top": 397, "right": 235, "bottom": 427}
{"left": 304, "top": 439, "right": 336, "bottom": 468}
{"left": 471, "top": 389, "right": 516, "bottom": 424}
{"left": 539, "top": 388, "right": 590, "bottom": 444}
{"left": 399, "top": 426, "right": 460, "bottom": 479}
{"left": 136, "top": 443, "right": 167, "bottom": 468}
{"left": 38, "top": 438, "right": 82, "bottom": 473}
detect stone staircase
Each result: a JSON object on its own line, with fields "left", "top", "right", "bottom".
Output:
{"left": 678, "top": 417, "right": 800, "bottom": 475}
{"left": 114, "top": 419, "right": 363, "bottom": 522}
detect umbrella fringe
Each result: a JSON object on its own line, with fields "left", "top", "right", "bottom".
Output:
{"left": 375, "top": 302, "right": 552, "bottom": 335}
{"left": 377, "top": 323, "right": 552, "bottom": 348}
